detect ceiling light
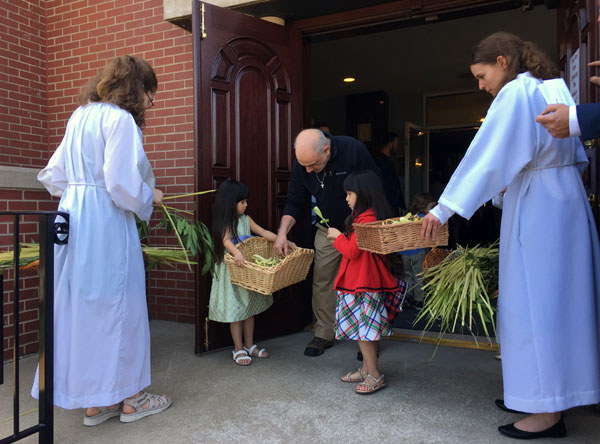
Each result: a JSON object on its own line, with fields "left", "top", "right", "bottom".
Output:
{"left": 343, "top": 77, "right": 356, "bottom": 83}
{"left": 478, "top": 117, "right": 485, "bottom": 122}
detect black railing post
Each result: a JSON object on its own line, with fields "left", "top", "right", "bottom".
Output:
{"left": 1, "top": 272, "right": 3, "bottom": 385}
{"left": 12, "top": 215, "right": 20, "bottom": 436}
{"left": 38, "top": 214, "right": 54, "bottom": 444}
{"left": 0, "top": 211, "right": 65, "bottom": 444}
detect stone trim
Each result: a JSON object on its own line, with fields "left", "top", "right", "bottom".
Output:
{"left": 0, "top": 166, "right": 45, "bottom": 190}
{"left": 163, "top": 0, "right": 260, "bottom": 21}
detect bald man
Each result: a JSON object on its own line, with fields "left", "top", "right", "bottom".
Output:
{"left": 274, "top": 129, "right": 381, "bottom": 356}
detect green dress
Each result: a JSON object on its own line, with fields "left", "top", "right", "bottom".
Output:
{"left": 208, "top": 215, "right": 273, "bottom": 322}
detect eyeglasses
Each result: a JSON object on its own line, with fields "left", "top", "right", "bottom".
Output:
{"left": 146, "top": 92, "right": 154, "bottom": 109}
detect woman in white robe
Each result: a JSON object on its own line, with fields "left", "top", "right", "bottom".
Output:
{"left": 33, "top": 55, "right": 172, "bottom": 426}
{"left": 422, "top": 32, "right": 600, "bottom": 440}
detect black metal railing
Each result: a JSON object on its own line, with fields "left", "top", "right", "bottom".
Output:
{"left": 0, "top": 211, "right": 69, "bottom": 444}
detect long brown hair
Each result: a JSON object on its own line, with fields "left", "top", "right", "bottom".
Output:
{"left": 79, "top": 55, "right": 157, "bottom": 129}
{"left": 471, "top": 32, "right": 557, "bottom": 88}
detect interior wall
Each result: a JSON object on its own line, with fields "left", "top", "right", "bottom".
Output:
{"left": 310, "top": 7, "right": 557, "bottom": 100}
{"left": 310, "top": 96, "right": 345, "bottom": 135}
{"left": 309, "top": 6, "right": 557, "bottom": 143}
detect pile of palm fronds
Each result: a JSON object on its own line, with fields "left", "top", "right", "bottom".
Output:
{"left": 414, "top": 241, "right": 499, "bottom": 343}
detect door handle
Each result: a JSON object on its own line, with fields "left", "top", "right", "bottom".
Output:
{"left": 589, "top": 193, "right": 596, "bottom": 207}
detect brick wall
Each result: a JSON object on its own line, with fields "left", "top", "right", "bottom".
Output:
{"left": 0, "top": 0, "right": 47, "bottom": 168}
{"left": 45, "top": 0, "right": 197, "bottom": 323}
{"left": 0, "top": 0, "right": 52, "bottom": 360}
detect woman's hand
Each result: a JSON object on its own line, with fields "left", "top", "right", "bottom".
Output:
{"left": 234, "top": 251, "right": 245, "bottom": 267}
{"left": 286, "top": 240, "right": 297, "bottom": 251}
{"left": 420, "top": 213, "right": 441, "bottom": 241}
{"left": 327, "top": 227, "right": 342, "bottom": 240}
{"left": 153, "top": 188, "right": 164, "bottom": 205}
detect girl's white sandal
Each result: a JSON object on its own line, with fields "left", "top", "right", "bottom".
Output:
{"left": 244, "top": 344, "right": 268, "bottom": 358}
{"left": 233, "top": 349, "right": 252, "bottom": 365}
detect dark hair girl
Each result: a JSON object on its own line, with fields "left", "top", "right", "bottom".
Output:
{"left": 343, "top": 170, "right": 394, "bottom": 233}
{"left": 211, "top": 179, "right": 250, "bottom": 262}
{"left": 408, "top": 192, "right": 436, "bottom": 215}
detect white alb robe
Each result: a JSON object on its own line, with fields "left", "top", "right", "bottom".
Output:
{"left": 32, "top": 102, "right": 155, "bottom": 409}
{"left": 431, "top": 73, "right": 600, "bottom": 413}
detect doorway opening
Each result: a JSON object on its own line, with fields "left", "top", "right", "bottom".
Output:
{"left": 306, "top": 5, "right": 556, "bottom": 338}
{"left": 308, "top": 5, "right": 555, "bottom": 238}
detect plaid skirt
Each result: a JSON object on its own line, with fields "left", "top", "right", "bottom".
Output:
{"left": 334, "top": 291, "right": 393, "bottom": 341}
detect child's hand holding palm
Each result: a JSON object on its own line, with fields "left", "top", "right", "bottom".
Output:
{"left": 327, "top": 228, "right": 342, "bottom": 240}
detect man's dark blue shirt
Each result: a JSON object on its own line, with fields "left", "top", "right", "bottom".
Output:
{"left": 283, "top": 135, "right": 381, "bottom": 231}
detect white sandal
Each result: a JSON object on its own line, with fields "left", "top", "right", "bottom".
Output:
{"left": 83, "top": 404, "right": 121, "bottom": 426}
{"left": 120, "top": 392, "right": 172, "bottom": 423}
{"left": 244, "top": 344, "right": 269, "bottom": 358}
{"left": 232, "top": 349, "right": 252, "bottom": 365}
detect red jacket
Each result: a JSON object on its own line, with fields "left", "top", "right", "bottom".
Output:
{"left": 333, "top": 209, "right": 399, "bottom": 294}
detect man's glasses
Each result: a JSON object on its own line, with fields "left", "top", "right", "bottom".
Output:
{"left": 146, "top": 92, "right": 154, "bottom": 109}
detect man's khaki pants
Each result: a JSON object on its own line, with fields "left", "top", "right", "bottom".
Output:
{"left": 312, "top": 227, "right": 342, "bottom": 341}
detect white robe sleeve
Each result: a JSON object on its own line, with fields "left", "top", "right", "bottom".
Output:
{"left": 102, "top": 109, "right": 154, "bottom": 222}
{"left": 37, "top": 136, "right": 68, "bottom": 197}
{"left": 437, "top": 79, "right": 538, "bottom": 220}
{"left": 491, "top": 193, "right": 504, "bottom": 209}
{"left": 429, "top": 203, "right": 455, "bottom": 225}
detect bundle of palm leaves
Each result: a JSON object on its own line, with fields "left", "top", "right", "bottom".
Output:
{"left": 137, "top": 190, "right": 215, "bottom": 275}
{"left": 414, "top": 241, "right": 499, "bottom": 343}
{"left": 0, "top": 243, "right": 39, "bottom": 271}
{"left": 1, "top": 190, "right": 216, "bottom": 275}
{"left": 0, "top": 244, "right": 196, "bottom": 272}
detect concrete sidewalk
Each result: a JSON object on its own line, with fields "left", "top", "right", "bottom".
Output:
{"left": 1, "top": 320, "right": 599, "bottom": 443}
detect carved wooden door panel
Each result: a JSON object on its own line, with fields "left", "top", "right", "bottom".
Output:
{"left": 192, "top": 1, "right": 308, "bottom": 352}
{"left": 558, "top": 0, "right": 599, "bottom": 228}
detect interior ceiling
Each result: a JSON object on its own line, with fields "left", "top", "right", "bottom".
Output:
{"left": 233, "top": 0, "right": 545, "bottom": 22}
{"left": 232, "top": 0, "right": 396, "bottom": 21}
{"left": 309, "top": 5, "right": 556, "bottom": 100}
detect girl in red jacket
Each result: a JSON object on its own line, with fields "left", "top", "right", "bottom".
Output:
{"left": 327, "top": 170, "right": 401, "bottom": 394}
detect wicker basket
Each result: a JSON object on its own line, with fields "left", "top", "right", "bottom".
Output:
{"left": 422, "top": 248, "right": 452, "bottom": 271}
{"left": 353, "top": 219, "right": 449, "bottom": 254}
{"left": 225, "top": 237, "right": 314, "bottom": 295}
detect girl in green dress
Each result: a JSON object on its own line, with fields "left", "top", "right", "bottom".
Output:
{"left": 209, "top": 179, "right": 296, "bottom": 365}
